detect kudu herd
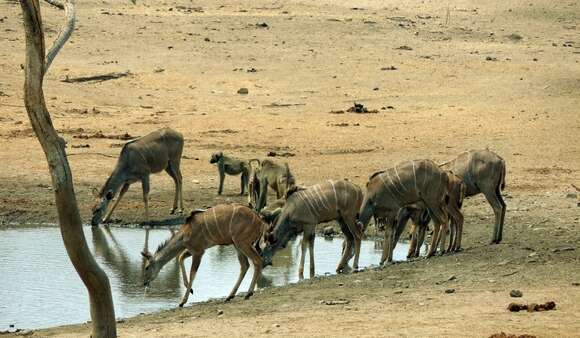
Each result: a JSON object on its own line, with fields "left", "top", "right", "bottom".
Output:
{"left": 91, "top": 127, "right": 507, "bottom": 306}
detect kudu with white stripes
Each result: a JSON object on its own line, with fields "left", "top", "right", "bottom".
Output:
{"left": 357, "top": 160, "right": 451, "bottom": 264}
{"left": 141, "top": 204, "right": 266, "bottom": 307}
{"left": 261, "top": 180, "right": 364, "bottom": 279}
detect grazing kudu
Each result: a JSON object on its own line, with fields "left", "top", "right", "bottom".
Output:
{"left": 406, "top": 171, "right": 466, "bottom": 258}
{"left": 357, "top": 160, "right": 450, "bottom": 264}
{"left": 91, "top": 127, "right": 184, "bottom": 227}
{"left": 255, "top": 159, "right": 296, "bottom": 212}
{"left": 142, "top": 204, "right": 265, "bottom": 307}
{"left": 261, "top": 180, "right": 364, "bottom": 279}
{"left": 439, "top": 149, "right": 506, "bottom": 244}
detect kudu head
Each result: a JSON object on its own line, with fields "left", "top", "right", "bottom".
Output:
{"left": 446, "top": 171, "right": 467, "bottom": 208}
{"left": 261, "top": 213, "right": 298, "bottom": 268}
{"left": 277, "top": 163, "right": 296, "bottom": 196}
{"left": 356, "top": 172, "right": 385, "bottom": 230}
{"left": 141, "top": 251, "right": 160, "bottom": 287}
{"left": 91, "top": 187, "right": 114, "bottom": 226}
{"left": 209, "top": 151, "right": 223, "bottom": 164}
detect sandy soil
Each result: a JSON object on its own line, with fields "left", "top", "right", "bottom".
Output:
{"left": 0, "top": 0, "right": 579, "bottom": 336}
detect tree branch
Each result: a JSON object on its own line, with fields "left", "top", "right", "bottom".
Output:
{"left": 44, "top": 0, "right": 75, "bottom": 72}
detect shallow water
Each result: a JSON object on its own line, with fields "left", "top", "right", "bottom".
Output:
{"left": 0, "top": 225, "right": 418, "bottom": 330}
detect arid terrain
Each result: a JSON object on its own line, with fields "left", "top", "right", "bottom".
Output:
{"left": 1, "top": 0, "right": 579, "bottom": 336}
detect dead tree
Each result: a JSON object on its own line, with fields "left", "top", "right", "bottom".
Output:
{"left": 19, "top": 0, "right": 117, "bottom": 337}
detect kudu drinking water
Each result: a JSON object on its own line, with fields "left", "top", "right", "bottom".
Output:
{"left": 357, "top": 160, "right": 451, "bottom": 264}
{"left": 261, "top": 180, "right": 363, "bottom": 279}
{"left": 439, "top": 149, "right": 506, "bottom": 244}
{"left": 142, "top": 204, "right": 266, "bottom": 307}
{"left": 91, "top": 127, "right": 184, "bottom": 226}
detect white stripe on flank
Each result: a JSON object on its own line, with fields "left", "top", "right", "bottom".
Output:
{"left": 385, "top": 170, "right": 405, "bottom": 197}
{"left": 315, "top": 185, "right": 330, "bottom": 210}
{"left": 212, "top": 208, "right": 224, "bottom": 240}
{"left": 394, "top": 166, "right": 407, "bottom": 193}
{"left": 330, "top": 180, "right": 339, "bottom": 207}
{"left": 203, "top": 213, "right": 216, "bottom": 242}
{"left": 228, "top": 206, "right": 238, "bottom": 235}
{"left": 299, "top": 191, "right": 317, "bottom": 218}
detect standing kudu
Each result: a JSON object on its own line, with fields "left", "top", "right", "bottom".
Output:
{"left": 439, "top": 149, "right": 506, "bottom": 244}
{"left": 91, "top": 127, "right": 184, "bottom": 226}
{"left": 261, "top": 180, "right": 364, "bottom": 279}
{"left": 141, "top": 204, "right": 265, "bottom": 307}
{"left": 357, "top": 160, "right": 451, "bottom": 264}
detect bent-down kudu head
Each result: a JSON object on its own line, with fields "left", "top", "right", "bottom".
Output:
{"left": 91, "top": 185, "right": 114, "bottom": 226}
{"left": 356, "top": 171, "right": 386, "bottom": 228}
{"left": 141, "top": 250, "right": 159, "bottom": 287}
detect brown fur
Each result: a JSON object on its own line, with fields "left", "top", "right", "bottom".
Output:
{"left": 210, "top": 152, "right": 252, "bottom": 195}
{"left": 358, "top": 160, "right": 450, "bottom": 264}
{"left": 91, "top": 127, "right": 184, "bottom": 226}
{"left": 262, "top": 180, "right": 363, "bottom": 279}
{"left": 142, "top": 204, "right": 265, "bottom": 307}
{"left": 440, "top": 149, "right": 506, "bottom": 243}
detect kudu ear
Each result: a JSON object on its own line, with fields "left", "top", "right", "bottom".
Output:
{"left": 141, "top": 251, "right": 152, "bottom": 259}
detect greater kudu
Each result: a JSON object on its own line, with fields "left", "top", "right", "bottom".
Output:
{"left": 357, "top": 160, "right": 451, "bottom": 264}
{"left": 439, "top": 149, "right": 506, "bottom": 244}
{"left": 261, "top": 180, "right": 364, "bottom": 279}
{"left": 91, "top": 127, "right": 184, "bottom": 226}
{"left": 142, "top": 204, "right": 265, "bottom": 307}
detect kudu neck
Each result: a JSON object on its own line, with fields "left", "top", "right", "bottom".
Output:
{"left": 101, "top": 168, "right": 127, "bottom": 197}
{"left": 154, "top": 233, "right": 186, "bottom": 267}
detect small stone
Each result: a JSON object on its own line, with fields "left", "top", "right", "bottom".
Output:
{"left": 572, "top": 282, "right": 580, "bottom": 286}
{"left": 445, "top": 288, "right": 455, "bottom": 294}
{"left": 217, "top": 309, "right": 224, "bottom": 315}
{"left": 566, "top": 193, "right": 577, "bottom": 199}
{"left": 338, "top": 283, "right": 344, "bottom": 287}
{"left": 237, "top": 87, "right": 249, "bottom": 95}
{"left": 448, "top": 275, "right": 457, "bottom": 281}
{"left": 510, "top": 289, "right": 523, "bottom": 297}
{"left": 394, "top": 290, "right": 403, "bottom": 294}
{"left": 272, "top": 323, "right": 280, "bottom": 328}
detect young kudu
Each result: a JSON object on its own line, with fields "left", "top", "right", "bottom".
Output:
{"left": 91, "top": 127, "right": 184, "bottom": 227}
{"left": 357, "top": 160, "right": 451, "bottom": 264}
{"left": 261, "top": 180, "right": 364, "bottom": 279}
{"left": 142, "top": 204, "right": 266, "bottom": 307}
{"left": 439, "top": 149, "right": 506, "bottom": 244}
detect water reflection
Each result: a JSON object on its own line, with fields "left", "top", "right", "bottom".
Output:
{"left": 0, "top": 225, "right": 414, "bottom": 330}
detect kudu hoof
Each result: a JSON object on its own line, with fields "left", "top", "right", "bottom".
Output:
{"left": 178, "top": 302, "right": 185, "bottom": 308}
{"left": 224, "top": 296, "right": 234, "bottom": 302}
{"left": 244, "top": 292, "right": 253, "bottom": 300}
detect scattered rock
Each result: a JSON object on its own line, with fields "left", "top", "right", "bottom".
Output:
{"left": 346, "top": 103, "right": 378, "bottom": 114}
{"left": 329, "top": 110, "right": 345, "bottom": 114}
{"left": 204, "top": 37, "right": 211, "bottom": 42}
{"left": 71, "top": 144, "right": 90, "bottom": 148}
{"left": 396, "top": 45, "right": 413, "bottom": 50}
{"left": 571, "top": 282, "right": 580, "bottom": 286}
{"left": 380, "top": 66, "right": 397, "bottom": 70}
{"left": 237, "top": 87, "right": 249, "bottom": 95}
{"left": 486, "top": 56, "right": 498, "bottom": 61}
{"left": 256, "top": 22, "right": 269, "bottom": 28}
{"left": 507, "top": 301, "right": 556, "bottom": 312}
{"left": 565, "top": 192, "right": 577, "bottom": 199}
{"left": 510, "top": 289, "right": 523, "bottom": 298}
{"left": 217, "top": 309, "right": 224, "bottom": 315}
{"left": 272, "top": 323, "right": 280, "bottom": 328}
{"left": 445, "top": 288, "right": 455, "bottom": 294}
{"left": 507, "top": 33, "right": 523, "bottom": 41}
{"left": 394, "top": 290, "right": 403, "bottom": 294}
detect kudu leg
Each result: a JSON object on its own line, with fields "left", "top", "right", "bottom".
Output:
{"left": 102, "top": 183, "right": 129, "bottom": 223}
{"left": 177, "top": 250, "right": 192, "bottom": 292}
{"left": 416, "top": 224, "right": 427, "bottom": 257}
{"left": 179, "top": 253, "right": 202, "bottom": 307}
{"left": 426, "top": 205, "right": 448, "bottom": 257}
{"left": 407, "top": 223, "right": 418, "bottom": 259}
{"left": 484, "top": 190, "right": 505, "bottom": 244}
{"left": 141, "top": 177, "right": 150, "bottom": 224}
{"left": 240, "top": 171, "right": 248, "bottom": 195}
{"left": 166, "top": 164, "right": 183, "bottom": 214}
{"left": 336, "top": 219, "right": 354, "bottom": 273}
{"left": 226, "top": 248, "right": 250, "bottom": 302}
{"left": 298, "top": 235, "right": 308, "bottom": 280}
{"left": 307, "top": 230, "right": 315, "bottom": 278}
{"left": 380, "top": 223, "right": 393, "bottom": 265}
{"left": 237, "top": 242, "right": 263, "bottom": 300}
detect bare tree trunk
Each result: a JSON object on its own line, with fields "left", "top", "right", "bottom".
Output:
{"left": 19, "top": 1, "right": 117, "bottom": 337}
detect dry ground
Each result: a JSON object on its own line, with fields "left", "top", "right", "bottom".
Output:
{"left": 0, "top": 0, "right": 579, "bottom": 336}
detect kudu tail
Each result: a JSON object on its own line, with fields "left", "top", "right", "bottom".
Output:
{"left": 499, "top": 160, "right": 506, "bottom": 192}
